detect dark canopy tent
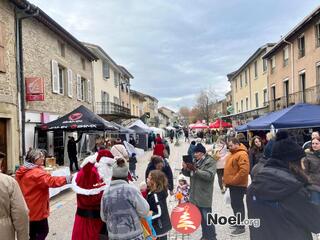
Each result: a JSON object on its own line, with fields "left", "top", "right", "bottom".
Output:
{"left": 39, "top": 105, "right": 118, "bottom": 132}
{"left": 236, "top": 103, "right": 320, "bottom": 131}
{"left": 128, "top": 125, "right": 149, "bottom": 150}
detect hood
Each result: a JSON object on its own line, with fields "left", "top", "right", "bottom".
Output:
{"left": 230, "top": 143, "right": 247, "bottom": 154}
{"left": 249, "top": 164, "right": 304, "bottom": 201}
{"left": 15, "top": 166, "right": 33, "bottom": 182}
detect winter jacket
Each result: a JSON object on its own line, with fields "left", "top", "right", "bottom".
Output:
{"left": 181, "top": 154, "right": 216, "bottom": 207}
{"left": 147, "top": 190, "right": 172, "bottom": 236}
{"left": 100, "top": 180, "right": 149, "bottom": 240}
{"left": 304, "top": 151, "right": 320, "bottom": 191}
{"left": 16, "top": 164, "right": 67, "bottom": 221}
{"left": 250, "top": 156, "right": 268, "bottom": 179}
{"left": 153, "top": 143, "right": 165, "bottom": 158}
{"left": 247, "top": 162, "right": 320, "bottom": 240}
{"left": 224, "top": 144, "right": 250, "bottom": 187}
{"left": 0, "top": 173, "right": 29, "bottom": 240}
{"left": 110, "top": 144, "right": 129, "bottom": 161}
{"left": 249, "top": 148, "right": 264, "bottom": 173}
{"left": 145, "top": 159, "right": 174, "bottom": 191}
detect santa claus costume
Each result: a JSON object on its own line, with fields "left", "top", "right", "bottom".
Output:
{"left": 71, "top": 150, "right": 115, "bottom": 240}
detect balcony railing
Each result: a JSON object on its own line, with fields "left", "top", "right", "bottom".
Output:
{"left": 96, "top": 102, "right": 130, "bottom": 115}
{"left": 267, "top": 85, "right": 320, "bottom": 111}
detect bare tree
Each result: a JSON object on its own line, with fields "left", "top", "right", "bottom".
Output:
{"left": 195, "top": 89, "right": 218, "bottom": 124}
{"left": 178, "top": 107, "right": 191, "bottom": 125}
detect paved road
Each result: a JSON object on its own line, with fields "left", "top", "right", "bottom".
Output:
{"left": 47, "top": 139, "right": 251, "bottom": 240}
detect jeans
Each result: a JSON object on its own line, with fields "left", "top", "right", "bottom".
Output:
{"left": 229, "top": 186, "right": 246, "bottom": 228}
{"left": 30, "top": 218, "right": 49, "bottom": 240}
{"left": 198, "top": 206, "right": 217, "bottom": 240}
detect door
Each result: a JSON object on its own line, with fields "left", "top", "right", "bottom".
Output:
{"left": 0, "top": 119, "right": 7, "bottom": 173}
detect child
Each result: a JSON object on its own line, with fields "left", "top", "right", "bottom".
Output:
{"left": 176, "top": 175, "right": 190, "bottom": 204}
{"left": 147, "top": 170, "right": 172, "bottom": 240}
{"left": 140, "top": 181, "right": 148, "bottom": 199}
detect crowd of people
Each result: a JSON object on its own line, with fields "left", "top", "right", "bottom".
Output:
{"left": 2, "top": 127, "right": 320, "bottom": 240}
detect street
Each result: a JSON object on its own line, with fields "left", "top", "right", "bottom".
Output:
{"left": 47, "top": 140, "right": 249, "bottom": 240}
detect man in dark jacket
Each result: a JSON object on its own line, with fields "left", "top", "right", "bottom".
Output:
{"left": 247, "top": 131, "right": 320, "bottom": 240}
{"left": 182, "top": 143, "right": 217, "bottom": 240}
{"left": 67, "top": 134, "right": 82, "bottom": 172}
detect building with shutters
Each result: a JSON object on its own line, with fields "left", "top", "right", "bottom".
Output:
{"left": 11, "top": 0, "right": 97, "bottom": 160}
{"left": 263, "top": 6, "right": 320, "bottom": 111}
{"left": 143, "top": 94, "right": 159, "bottom": 127}
{"left": 0, "top": 0, "right": 19, "bottom": 173}
{"left": 130, "top": 89, "right": 146, "bottom": 117}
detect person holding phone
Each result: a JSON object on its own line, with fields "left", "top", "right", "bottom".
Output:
{"left": 181, "top": 143, "right": 217, "bottom": 240}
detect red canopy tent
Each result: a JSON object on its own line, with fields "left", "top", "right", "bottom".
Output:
{"left": 209, "top": 119, "right": 232, "bottom": 129}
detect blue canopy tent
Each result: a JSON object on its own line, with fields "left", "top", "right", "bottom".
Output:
{"left": 236, "top": 103, "right": 320, "bottom": 131}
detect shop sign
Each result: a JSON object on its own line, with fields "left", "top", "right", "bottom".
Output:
{"left": 26, "top": 77, "right": 44, "bottom": 101}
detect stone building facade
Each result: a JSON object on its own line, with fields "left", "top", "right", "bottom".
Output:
{"left": 18, "top": 4, "right": 96, "bottom": 160}
{"left": 130, "top": 89, "right": 146, "bottom": 117}
{"left": 0, "top": 1, "right": 19, "bottom": 172}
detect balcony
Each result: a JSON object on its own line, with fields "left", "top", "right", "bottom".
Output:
{"left": 96, "top": 102, "right": 130, "bottom": 116}
{"left": 267, "top": 85, "right": 320, "bottom": 111}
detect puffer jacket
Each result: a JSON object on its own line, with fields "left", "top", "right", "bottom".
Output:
{"left": 16, "top": 164, "right": 67, "bottom": 221}
{"left": 0, "top": 173, "right": 29, "bottom": 240}
{"left": 247, "top": 161, "right": 320, "bottom": 240}
{"left": 224, "top": 144, "right": 250, "bottom": 187}
{"left": 101, "top": 180, "right": 149, "bottom": 240}
{"left": 304, "top": 151, "right": 320, "bottom": 191}
{"left": 181, "top": 154, "right": 216, "bottom": 207}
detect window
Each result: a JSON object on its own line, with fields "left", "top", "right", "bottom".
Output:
{"left": 122, "top": 101, "right": 124, "bottom": 106}
{"left": 0, "top": 22, "right": 5, "bottom": 73}
{"left": 283, "top": 80, "right": 289, "bottom": 106}
{"left": 254, "top": 61, "right": 258, "bottom": 79}
{"left": 126, "top": 85, "right": 129, "bottom": 93}
{"left": 271, "top": 86, "right": 276, "bottom": 100}
{"left": 236, "top": 102, "right": 239, "bottom": 113}
{"left": 298, "top": 35, "right": 305, "bottom": 58}
{"left": 81, "top": 58, "right": 86, "bottom": 70}
{"left": 58, "top": 65, "right": 65, "bottom": 94}
{"left": 80, "top": 77, "right": 87, "bottom": 101}
{"left": 317, "top": 62, "right": 320, "bottom": 85}
{"left": 241, "top": 100, "right": 243, "bottom": 112}
{"left": 240, "top": 74, "right": 243, "bottom": 88}
{"left": 315, "top": 22, "right": 320, "bottom": 48}
{"left": 58, "top": 41, "right": 65, "bottom": 57}
{"left": 271, "top": 56, "right": 276, "bottom": 73}
{"left": 245, "top": 97, "right": 248, "bottom": 110}
{"left": 121, "top": 82, "right": 125, "bottom": 92}
{"left": 244, "top": 70, "right": 248, "bottom": 86}
{"left": 103, "top": 62, "right": 110, "bottom": 79}
{"left": 114, "top": 70, "right": 119, "bottom": 87}
{"left": 283, "top": 46, "right": 289, "bottom": 66}
{"left": 263, "top": 89, "right": 268, "bottom": 106}
{"left": 263, "top": 59, "right": 268, "bottom": 73}
{"left": 114, "top": 96, "right": 119, "bottom": 105}
{"left": 300, "top": 72, "right": 306, "bottom": 102}
{"left": 235, "top": 79, "right": 238, "bottom": 92}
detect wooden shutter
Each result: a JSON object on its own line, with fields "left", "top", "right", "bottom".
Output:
{"left": 51, "top": 60, "right": 59, "bottom": 93}
{"left": 0, "top": 22, "right": 5, "bottom": 73}
{"left": 67, "top": 69, "right": 73, "bottom": 97}
{"left": 76, "top": 74, "right": 81, "bottom": 100}
{"left": 87, "top": 79, "right": 92, "bottom": 103}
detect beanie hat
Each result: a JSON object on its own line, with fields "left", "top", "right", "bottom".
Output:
{"left": 112, "top": 157, "right": 129, "bottom": 178}
{"left": 194, "top": 143, "right": 206, "bottom": 154}
{"left": 271, "top": 130, "right": 305, "bottom": 163}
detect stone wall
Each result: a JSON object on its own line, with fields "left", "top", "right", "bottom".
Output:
{"left": 22, "top": 17, "right": 94, "bottom": 115}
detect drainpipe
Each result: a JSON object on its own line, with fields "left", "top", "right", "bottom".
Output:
{"left": 283, "top": 39, "right": 294, "bottom": 94}
{"left": 15, "top": 6, "right": 39, "bottom": 162}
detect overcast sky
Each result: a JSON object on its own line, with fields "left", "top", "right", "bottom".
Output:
{"left": 30, "top": 0, "right": 320, "bottom": 111}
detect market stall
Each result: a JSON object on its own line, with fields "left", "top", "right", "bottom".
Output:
{"left": 36, "top": 105, "right": 118, "bottom": 197}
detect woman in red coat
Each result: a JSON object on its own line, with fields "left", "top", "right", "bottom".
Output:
{"left": 71, "top": 150, "right": 114, "bottom": 240}
{"left": 153, "top": 138, "right": 165, "bottom": 158}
